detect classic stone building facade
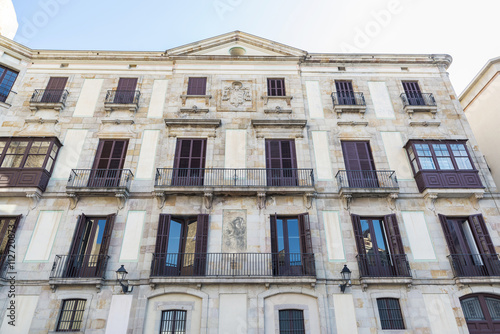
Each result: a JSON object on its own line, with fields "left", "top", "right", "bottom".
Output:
{"left": 0, "top": 31, "right": 499, "bottom": 334}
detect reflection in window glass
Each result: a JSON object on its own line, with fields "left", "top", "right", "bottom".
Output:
{"left": 415, "top": 144, "right": 436, "bottom": 169}
{"left": 451, "top": 144, "right": 473, "bottom": 169}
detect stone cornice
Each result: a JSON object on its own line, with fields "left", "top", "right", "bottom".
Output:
{"left": 251, "top": 119, "right": 307, "bottom": 128}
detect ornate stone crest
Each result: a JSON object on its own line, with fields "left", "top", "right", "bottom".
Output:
{"left": 222, "top": 81, "right": 252, "bottom": 107}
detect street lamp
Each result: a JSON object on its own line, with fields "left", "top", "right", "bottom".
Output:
{"left": 339, "top": 265, "right": 351, "bottom": 293}
{"left": 116, "top": 265, "right": 133, "bottom": 293}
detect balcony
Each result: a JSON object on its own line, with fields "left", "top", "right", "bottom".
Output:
{"left": 336, "top": 170, "right": 399, "bottom": 202}
{"left": 331, "top": 92, "right": 366, "bottom": 118}
{"left": 414, "top": 170, "right": 484, "bottom": 197}
{"left": 400, "top": 93, "right": 437, "bottom": 117}
{"left": 448, "top": 254, "right": 500, "bottom": 285}
{"left": 104, "top": 90, "right": 140, "bottom": 115}
{"left": 29, "top": 89, "right": 69, "bottom": 112}
{"left": 49, "top": 254, "right": 109, "bottom": 291}
{"left": 149, "top": 252, "right": 316, "bottom": 285}
{"left": 0, "top": 90, "right": 16, "bottom": 109}
{"left": 0, "top": 168, "right": 52, "bottom": 193}
{"left": 357, "top": 254, "right": 412, "bottom": 289}
{"left": 66, "top": 169, "right": 133, "bottom": 209}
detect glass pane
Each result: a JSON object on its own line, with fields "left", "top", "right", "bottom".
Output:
{"left": 461, "top": 297, "right": 485, "bottom": 321}
{"left": 432, "top": 144, "right": 450, "bottom": 157}
{"left": 1, "top": 154, "right": 23, "bottom": 168}
{"left": 6, "top": 141, "right": 28, "bottom": 154}
{"left": 166, "top": 220, "right": 182, "bottom": 267}
{"left": 436, "top": 157, "right": 454, "bottom": 170}
{"left": 277, "top": 219, "right": 285, "bottom": 253}
{"left": 420, "top": 157, "right": 436, "bottom": 170}
{"left": 372, "top": 219, "right": 388, "bottom": 255}
{"left": 455, "top": 157, "right": 473, "bottom": 170}
{"left": 447, "top": 220, "right": 470, "bottom": 254}
{"left": 24, "top": 155, "right": 45, "bottom": 168}
{"left": 415, "top": 144, "right": 432, "bottom": 156}
{"left": 287, "top": 219, "right": 301, "bottom": 264}
{"left": 0, "top": 141, "right": 6, "bottom": 153}
{"left": 88, "top": 219, "right": 107, "bottom": 262}
{"left": 45, "top": 157, "right": 54, "bottom": 172}
{"left": 485, "top": 297, "right": 500, "bottom": 321}
{"left": 450, "top": 144, "right": 468, "bottom": 157}
{"left": 29, "top": 141, "right": 50, "bottom": 154}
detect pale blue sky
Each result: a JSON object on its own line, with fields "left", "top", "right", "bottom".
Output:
{"left": 10, "top": 0, "right": 500, "bottom": 93}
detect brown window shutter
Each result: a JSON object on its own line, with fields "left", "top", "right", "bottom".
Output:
{"left": 187, "top": 77, "right": 207, "bottom": 95}
{"left": 298, "top": 213, "right": 313, "bottom": 254}
{"left": 383, "top": 214, "right": 405, "bottom": 255}
{"left": 194, "top": 214, "right": 209, "bottom": 275}
{"left": 68, "top": 214, "right": 87, "bottom": 256}
{"left": 155, "top": 214, "right": 171, "bottom": 254}
{"left": 0, "top": 215, "right": 22, "bottom": 253}
{"left": 117, "top": 78, "right": 137, "bottom": 91}
{"left": 351, "top": 214, "right": 366, "bottom": 255}
{"left": 270, "top": 214, "right": 278, "bottom": 253}
{"left": 402, "top": 81, "right": 421, "bottom": 94}
{"left": 93, "top": 140, "right": 128, "bottom": 170}
{"left": 42, "top": 77, "right": 68, "bottom": 103}
{"left": 45, "top": 77, "right": 68, "bottom": 90}
{"left": 267, "top": 78, "right": 286, "bottom": 96}
{"left": 99, "top": 214, "right": 116, "bottom": 257}
{"left": 468, "top": 214, "right": 496, "bottom": 254}
{"left": 341, "top": 141, "right": 375, "bottom": 171}
{"left": 438, "top": 214, "right": 458, "bottom": 254}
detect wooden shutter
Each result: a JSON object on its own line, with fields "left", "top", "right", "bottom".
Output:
{"left": 469, "top": 214, "right": 496, "bottom": 254}
{"left": 298, "top": 213, "right": 313, "bottom": 254}
{"left": 335, "top": 80, "right": 354, "bottom": 94}
{"left": 187, "top": 77, "right": 207, "bottom": 95}
{"left": 93, "top": 140, "right": 128, "bottom": 170}
{"left": 45, "top": 77, "right": 68, "bottom": 90}
{"left": 195, "top": 214, "right": 209, "bottom": 276}
{"left": 383, "top": 214, "right": 405, "bottom": 255}
{"left": 267, "top": 78, "right": 286, "bottom": 96}
{"left": 265, "top": 140, "right": 297, "bottom": 169}
{"left": 341, "top": 141, "right": 375, "bottom": 171}
{"left": 42, "top": 77, "right": 68, "bottom": 103}
{"left": 174, "top": 139, "right": 207, "bottom": 169}
{"left": 98, "top": 214, "right": 116, "bottom": 257}
{"left": 68, "top": 214, "right": 87, "bottom": 256}
{"left": 155, "top": 214, "right": 171, "bottom": 254}
{"left": 0, "top": 215, "right": 21, "bottom": 253}
{"left": 351, "top": 214, "right": 366, "bottom": 255}
{"left": 438, "top": 214, "right": 458, "bottom": 254}
{"left": 117, "top": 78, "right": 137, "bottom": 91}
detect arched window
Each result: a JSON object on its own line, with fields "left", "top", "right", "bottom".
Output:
{"left": 460, "top": 294, "right": 500, "bottom": 334}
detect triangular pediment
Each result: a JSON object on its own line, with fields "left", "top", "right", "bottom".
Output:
{"left": 166, "top": 31, "right": 307, "bottom": 57}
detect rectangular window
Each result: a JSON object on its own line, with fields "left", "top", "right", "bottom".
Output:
{"left": 114, "top": 78, "right": 138, "bottom": 104}
{"left": 402, "top": 81, "right": 424, "bottom": 105}
{"left": 0, "top": 65, "right": 18, "bottom": 103}
{"left": 41, "top": 77, "right": 68, "bottom": 103}
{"left": 265, "top": 139, "right": 297, "bottom": 187}
{"left": 406, "top": 141, "right": 475, "bottom": 172}
{"left": 267, "top": 78, "right": 286, "bottom": 96}
{"left": 159, "top": 310, "right": 187, "bottom": 334}
{"left": 187, "top": 77, "right": 207, "bottom": 95}
{"left": 172, "top": 138, "right": 207, "bottom": 186}
{"left": 377, "top": 298, "right": 405, "bottom": 330}
{"left": 56, "top": 299, "right": 86, "bottom": 332}
{"left": 89, "top": 139, "right": 128, "bottom": 187}
{"left": 0, "top": 137, "right": 61, "bottom": 172}
{"left": 278, "top": 309, "right": 305, "bottom": 334}
{"left": 335, "top": 80, "right": 355, "bottom": 105}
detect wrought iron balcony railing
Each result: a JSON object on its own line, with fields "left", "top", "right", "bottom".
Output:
{"left": 150, "top": 252, "right": 316, "bottom": 277}
{"left": 336, "top": 170, "right": 398, "bottom": 189}
{"left": 400, "top": 93, "right": 436, "bottom": 107}
{"left": 357, "top": 253, "right": 411, "bottom": 278}
{"left": 67, "top": 169, "right": 133, "bottom": 189}
{"left": 331, "top": 92, "right": 366, "bottom": 106}
{"left": 50, "top": 254, "right": 109, "bottom": 279}
{"left": 155, "top": 168, "right": 314, "bottom": 188}
{"left": 448, "top": 254, "right": 500, "bottom": 277}
{"left": 30, "top": 89, "right": 69, "bottom": 104}
{"left": 105, "top": 90, "right": 140, "bottom": 104}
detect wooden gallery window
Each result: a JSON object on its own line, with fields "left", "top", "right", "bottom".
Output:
{"left": 377, "top": 298, "right": 405, "bottom": 330}
{"left": 351, "top": 214, "right": 410, "bottom": 277}
{"left": 0, "top": 137, "right": 62, "bottom": 191}
{"left": 405, "top": 140, "right": 483, "bottom": 192}
{"left": 0, "top": 65, "right": 18, "bottom": 103}
{"left": 151, "top": 214, "right": 209, "bottom": 276}
{"left": 460, "top": 294, "right": 500, "bottom": 334}
{"left": 270, "top": 213, "right": 315, "bottom": 276}
{"left": 187, "top": 77, "right": 207, "bottom": 95}
{"left": 0, "top": 216, "right": 21, "bottom": 271}
{"left": 64, "top": 214, "right": 116, "bottom": 278}
{"left": 278, "top": 309, "right": 305, "bottom": 334}
{"left": 438, "top": 214, "right": 500, "bottom": 277}
{"left": 56, "top": 299, "right": 86, "bottom": 332}
{"left": 159, "top": 310, "right": 187, "bottom": 334}
{"left": 267, "top": 78, "right": 286, "bottom": 97}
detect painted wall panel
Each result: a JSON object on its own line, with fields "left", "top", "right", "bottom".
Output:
{"left": 402, "top": 211, "right": 437, "bottom": 261}
{"left": 0, "top": 296, "right": 38, "bottom": 334}
{"left": 423, "top": 294, "right": 460, "bottom": 334}
{"left": 333, "top": 294, "right": 358, "bottom": 334}
{"left": 135, "top": 130, "right": 160, "bottom": 179}
{"left": 52, "top": 129, "right": 88, "bottom": 180}
{"left": 312, "top": 131, "right": 333, "bottom": 180}
{"left": 306, "top": 81, "right": 324, "bottom": 119}
{"left": 147, "top": 79, "right": 168, "bottom": 118}
{"left": 73, "top": 79, "right": 103, "bottom": 117}
{"left": 224, "top": 129, "right": 246, "bottom": 168}
{"left": 219, "top": 294, "right": 247, "bottom": 334}
{"left": 368, "top": 81, "right": 395, "bottom": 119}
{"left": 24, "top": 211, "right": 63, "bottom": 262}
{"left": 380, "top": 132, "right": 413, "bottom": 180}
{"left": 105, "top": 295, "right": 133, "bottom": 334}
{"left": 323, "top": 211, "right": 345, "bottom": 261}
{"left": 119, "top": 211, "right": 146, "bottom": 262}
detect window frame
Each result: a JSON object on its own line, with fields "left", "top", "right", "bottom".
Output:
{"left": 376, "top": 298, "right": 405, "bottom": 330}
{"left": 187, "top": 77, "right": 207, "bottom": 95}
{"left": 0, "top": 64, "right": 19, "bottom": 103}
{"left": 267, "top": 78, "right": 286, "bottom": 97}
{"left": 56, "top": 299, "right": 87, "bottom": 332}
{"left": 159, "top": 309, "right": 187, "bottom": 334}
{"left": 0, "top": 137, "right": 62, "bottom": 172}
{"left": 405, "top": 140, "right": 476, "bottom": 174}
{"left": 278, "top": 308, "right": 306, "bottom": 334}
{"left": 460, "top": 293, "right": 500, "bottom": 334}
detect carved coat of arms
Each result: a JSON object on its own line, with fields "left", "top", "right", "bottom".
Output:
{"left": 222, "top": 81, "right": 252, "bottom": 107}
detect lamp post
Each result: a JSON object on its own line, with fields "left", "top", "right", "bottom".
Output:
{"left": 339, "top": 265, "right": 351, "bottom": 293}
{"left": 116, "top": 265, "right": 133, "bottom": 293}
